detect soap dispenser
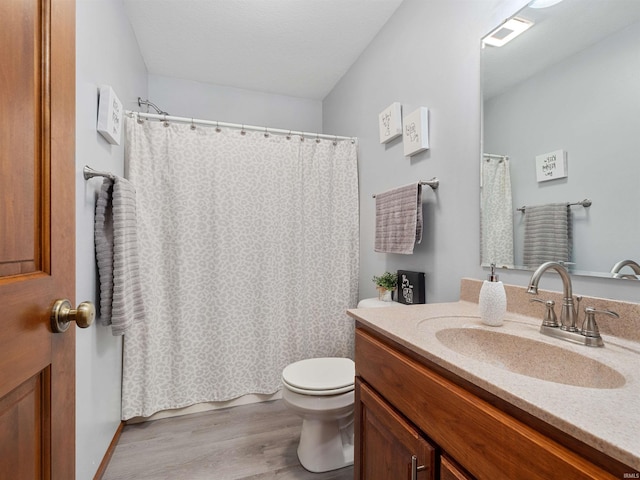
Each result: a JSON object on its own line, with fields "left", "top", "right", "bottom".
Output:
{"left": 479, "top": 263, "right": 506, "bottom": 326}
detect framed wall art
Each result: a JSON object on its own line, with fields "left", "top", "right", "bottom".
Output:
{"left": 403, "top": 107, "right": 429, "bottom": 156}
{"left": 97, "top": 85, "right": 123, "bottom": 145}
{"left": 378, "top": 102, "right": 403, "bottom": 144}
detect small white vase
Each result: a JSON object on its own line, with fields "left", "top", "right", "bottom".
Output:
{"left": 378, "top": 288, "right": 393, "bottom": 302}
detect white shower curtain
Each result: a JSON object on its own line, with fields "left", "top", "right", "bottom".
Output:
{"left": 121, "top": 117, "right": 359, "bottom": 420}
{"left": 481, "top": 156, "right": 514, "bottom": 268}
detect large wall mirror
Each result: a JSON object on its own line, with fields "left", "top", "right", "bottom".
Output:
{"left": 481, "top": 0, "right": 640, "bottom": 279}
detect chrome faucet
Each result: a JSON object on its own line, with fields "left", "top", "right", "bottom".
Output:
{"left": 610, "top": 259, "right": 640, "bottom": 279}
{"left": 527, "top": 261, "right": 578, "bottom": 332}
{"left": 527, "top": 261, "right": 617, "bottom": 347}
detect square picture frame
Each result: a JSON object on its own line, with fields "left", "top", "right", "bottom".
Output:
{"left": 403, "top": 107, "right": 429, "bottom": 156}
{"left": 97, "top": 85, "right": 123, "bottom": 145}
{"left": 378, "top": 102, "right": 403, "bottom": 144}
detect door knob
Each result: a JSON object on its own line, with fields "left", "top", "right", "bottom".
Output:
{"left": 51, "top": 299, "right": 95, "bottom": 333}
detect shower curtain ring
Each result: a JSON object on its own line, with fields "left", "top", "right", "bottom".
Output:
{"left": 315, "top": 134, "right": 321, "bottom": 144}
{"left": 215, "top": 121, "right": 221, "bottom": 133}
{"left": 300, "top": 132, "right": 305, "bottom": 142}
{"left": 162, "top": 115, "right": 169, "bottom": 127}
{"left": 190, "top": 118, "right": 196, "bottom": 130}
{"left": 241, "top": 125, "right": 246, "bottom": 136}
{"left": 333, "top": 136, "right": 338, "bottom": 146}
{"left": 286, "top": 131, "right": 292, "bottom": 140}
{"left": 264, "top": 127, "right": 269, "bottom": 138}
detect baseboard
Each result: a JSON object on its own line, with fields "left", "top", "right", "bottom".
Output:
{"left": 93, "top": 421, "right": 125, "bottom": 480}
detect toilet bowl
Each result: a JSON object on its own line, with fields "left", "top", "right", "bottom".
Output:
{"left": 281, "top": 357, "right": 355, "bottom": 473}
{"left": 281, "top": 299, "right": 402, "bottom": 472}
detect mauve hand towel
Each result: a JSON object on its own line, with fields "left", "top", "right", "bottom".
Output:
{"left": 374, "top": 183, "right": 422, "bottom": 254}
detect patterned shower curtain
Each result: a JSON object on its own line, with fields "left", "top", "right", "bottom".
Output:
{"left": 121, "top": 117, "right": 359, "bottom": 420}
{"left": 481, "top": 156, "right": 514, "bottom": 268}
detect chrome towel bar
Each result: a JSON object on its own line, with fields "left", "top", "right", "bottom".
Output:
{"left": 372, "top": 178, "right": 439, "bottom": 198}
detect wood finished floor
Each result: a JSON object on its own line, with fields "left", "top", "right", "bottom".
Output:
{"left": 102, "top": 400, "right": 354, "bottom": 480}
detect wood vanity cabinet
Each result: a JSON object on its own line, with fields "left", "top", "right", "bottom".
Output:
{"left": 354, "top": 327, "right": 621, "bottom": 480}
{"left": 356, "top": 378, "right": 436, "bottom": 479}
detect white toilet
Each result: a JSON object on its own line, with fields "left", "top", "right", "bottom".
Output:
{"left": 282, "top": 357, "right": 355, "bottom": 473}
{"left": 281, "top": 298, "right": 404, "bottom": 473}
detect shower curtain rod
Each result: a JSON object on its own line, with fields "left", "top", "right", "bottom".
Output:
{"left": 483, "top": 153, "right": 509, "bottom": 160}
{"left": 127, "top": 111, "right": 356, "bottom": 143}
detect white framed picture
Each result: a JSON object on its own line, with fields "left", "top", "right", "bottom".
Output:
{"left": 378, "top": 102, "right": 403, "bottom": 144}
{"left": 97, "top": 85, "right": 123, "bottom": 145}
{"left": 535, "top": 149, "right": 567, "bottom": 182}
{"left": 403, "top": 107, "right": 429, "bottom": 156}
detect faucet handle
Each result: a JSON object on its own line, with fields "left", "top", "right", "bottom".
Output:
{"left": 530, "top": 298, "right": 559, "bottom": 327}
{"left": 581, "top": 307, "right": 619, "bottom": 338}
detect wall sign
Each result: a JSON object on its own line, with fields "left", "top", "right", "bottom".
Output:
{"left": 535, "top": 149, "right": 567, "bottom": 182}
{"left": 97, "top": 85, "right": 123, "bottom": 145}
{"left": 403, "top": 107, "right": 429, "bottom": 156}
{"left": 378, "top": 102, "right": 403, "bottom": 144}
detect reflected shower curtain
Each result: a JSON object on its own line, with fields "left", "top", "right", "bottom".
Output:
{"left": 121, "top": 117, "right": 359, "bottom": 419}
{"left": 481, "top": 156, "right": 514, "bottom": 268}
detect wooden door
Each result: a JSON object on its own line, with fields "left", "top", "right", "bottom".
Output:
{"left": 0, "top": 0, "right": 76, "bottom": 478}
{"left": 355, "top": 378, "right": 435, "bottom": 480}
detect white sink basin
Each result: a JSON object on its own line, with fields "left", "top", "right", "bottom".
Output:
{"left": 435, "top": 327, "right": 625, "bottom": 389}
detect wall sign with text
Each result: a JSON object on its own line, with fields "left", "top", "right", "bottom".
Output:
{"left": 403, "top": 107, "right": 429, "bottom": 157}
{"left": 535, "top": 149, "right": 567, "bottom": 182}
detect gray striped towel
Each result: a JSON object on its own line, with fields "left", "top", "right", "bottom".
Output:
{"left": 94, "top": 177, "right": 145, "bottom": 335}
{"left": 374, "top": 183, "right": 423, "bottom": 254}
{"left": 522, "top": 203, "right": 572, "bottom": 267}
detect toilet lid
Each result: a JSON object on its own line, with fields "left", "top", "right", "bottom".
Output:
{"left": 282, "top": 357, "right": 355, "bottom": 392}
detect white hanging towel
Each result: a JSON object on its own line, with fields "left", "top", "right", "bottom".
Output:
{"left": 94, "top": 176, "right": 146, "bottom": 335}
{"left": 522, "top": 203, "right": 572, "bottom": 267}
{"left": 374, "top": 183, "right": 422, "bottom": 254}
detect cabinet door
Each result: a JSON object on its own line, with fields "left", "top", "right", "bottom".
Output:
{"left": 355, "top": 378, "right": 435, "bottom": 480}
{"left": 441, "top": 455, "right": 474, "bottom": 480}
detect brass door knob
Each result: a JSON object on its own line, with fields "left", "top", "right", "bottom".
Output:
{"left": 51, "top": 299, "right": 96, "bottom": 333}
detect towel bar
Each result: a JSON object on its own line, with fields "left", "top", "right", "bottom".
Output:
{"left": 83, "top": 165, "right": 115, "bottom": 180}
{"left": 517, "top": 198, "right": 591, "bottom": 213}
{"left": 372, "top": 178, "right": 439, "bottom": 198}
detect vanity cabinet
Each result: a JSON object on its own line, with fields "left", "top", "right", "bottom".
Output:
{"left": 356, "top": 378, "right": 435, "bottom": 479}
{"left": 354, "top": 327, "right": 619, "bottom": 480}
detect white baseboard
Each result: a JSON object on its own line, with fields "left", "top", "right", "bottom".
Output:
{"left": 126, "top": 391, "right": 283, "bottom": 424}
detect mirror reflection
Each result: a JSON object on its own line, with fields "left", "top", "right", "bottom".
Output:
{"left": 481, "top": 0, "right": 640, "bottom": 279}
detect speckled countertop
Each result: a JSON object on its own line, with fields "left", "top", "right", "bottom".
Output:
{"left": 348, "top": 278, "right": 640, "bottom": 471}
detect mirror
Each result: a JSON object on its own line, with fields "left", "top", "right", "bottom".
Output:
{"left": 481, "top": 0, "right": 640, "bottom": 279}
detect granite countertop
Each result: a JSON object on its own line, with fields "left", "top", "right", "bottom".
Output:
{"left": 348, "top": 280, "right": 640, "bottom": 471}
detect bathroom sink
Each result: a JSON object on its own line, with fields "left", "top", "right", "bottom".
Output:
{"left": 435, "top": 327, "right": 626, "bottom": 389}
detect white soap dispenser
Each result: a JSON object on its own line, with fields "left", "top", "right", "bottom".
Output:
{"left": 479, "top": 263, "right": 506, "bottom": 327}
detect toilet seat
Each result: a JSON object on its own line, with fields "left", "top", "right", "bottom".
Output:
{"left": 282, "top": 357, "right": 355, "bottom": 396}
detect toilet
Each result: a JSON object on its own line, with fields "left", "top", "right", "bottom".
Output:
{"left": 282, "top": 357, "right": 355, "bottom": 472}
{"left": 281, "top": 297, "right": 405, "bottom": 472}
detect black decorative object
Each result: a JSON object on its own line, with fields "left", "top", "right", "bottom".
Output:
{"left": 397, "top": 270, "right": 425, "bottom": 305}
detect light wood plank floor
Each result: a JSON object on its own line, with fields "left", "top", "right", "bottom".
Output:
{"left": 102, "top": 400, "right": 354, "bottom": 480}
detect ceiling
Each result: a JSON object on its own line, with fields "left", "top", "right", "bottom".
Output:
{"left": 123, "top": 0, "right": 405, "bottom": 100}
{"left": 482, "top": 0, "right": 640, "bottom": 100}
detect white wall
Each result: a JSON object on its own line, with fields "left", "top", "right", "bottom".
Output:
{"left": 75, "top": 1, "right": 147, "bottom": 478}
{"left": 148, "top": 74, "right": 323, "bottom": 132}
{"left": 323, "top": 0, "right": 640, "bottom": 304}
